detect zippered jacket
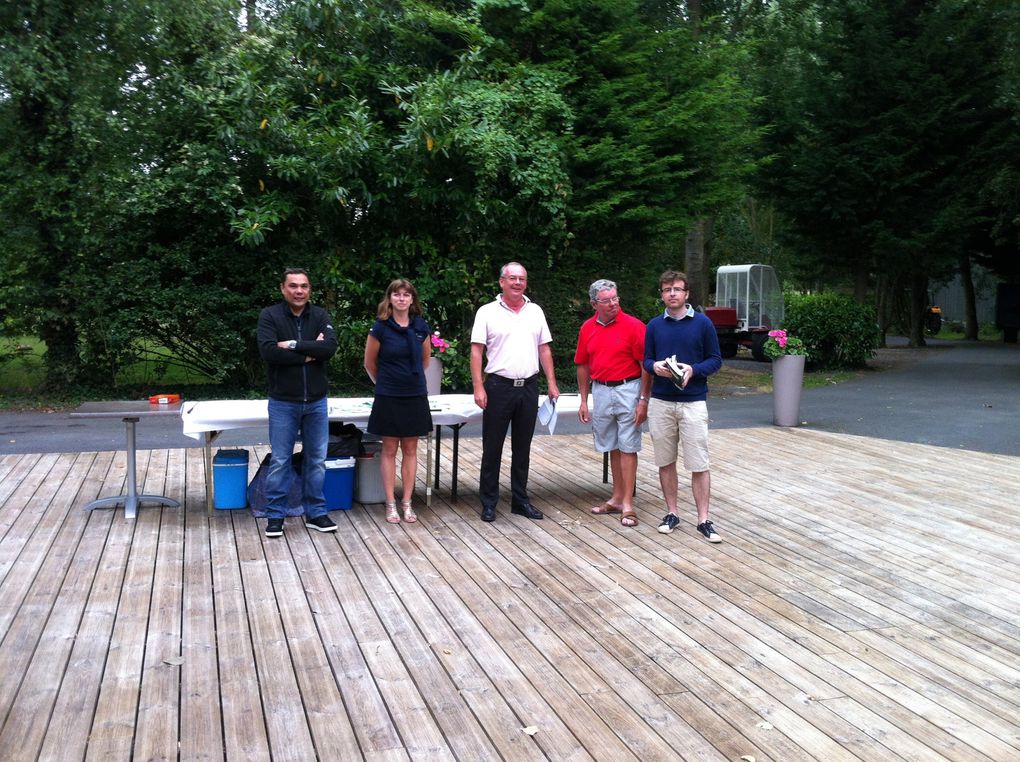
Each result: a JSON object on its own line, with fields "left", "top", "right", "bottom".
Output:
{"left": 257, "top": 302, "right": 338, "bottom": 402}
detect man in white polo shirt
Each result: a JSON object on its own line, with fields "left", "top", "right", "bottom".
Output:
{"left": 470, "top": 262, "right": 560, "bottom": 522}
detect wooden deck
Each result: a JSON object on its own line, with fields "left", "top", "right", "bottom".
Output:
{"left": 1, "top": 428, "right": 1019, "bottom": 761}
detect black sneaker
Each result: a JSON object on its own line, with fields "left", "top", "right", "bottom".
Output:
{"left": 697, "top": 521, "right": 722, "bottom": 543}
{"left": 265, "top": 518, "right": 284, "bottom": 538}
{"left": 657, "top": 513, "right": 680, "bottom": 534}
{"left": 305, "top": 514, "right": 338, "bottom": 533}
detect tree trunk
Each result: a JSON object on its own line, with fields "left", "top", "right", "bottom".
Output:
{"left": 854, "top": 268, "right": 869, "bottom": 304}
{"left": 684, "top": 219, "right": 711, "bottom": 309}
{"left": 875, "top": 273, "right": 889, "bottom": 348}
{"left": 39, "top": 317, "right": 81, "bottom": 389}
{"left": 245, "top": 0, "right": 258, "bottom": 31}
{"left": 959, "top": 253, "right": 979, "bottom": 340}
{"left": 909, "top": 273, "right": 928, "bottom": 347}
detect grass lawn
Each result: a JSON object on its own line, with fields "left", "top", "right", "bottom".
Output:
{"left": 0, "top": 337, "right": 227, "bottom": 410}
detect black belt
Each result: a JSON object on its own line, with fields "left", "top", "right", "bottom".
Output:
{"left": 593, "top": 375, "right": 640, "bottom": 387}
{"left": 489, "top": 373, "right": 539, "bottom": 388}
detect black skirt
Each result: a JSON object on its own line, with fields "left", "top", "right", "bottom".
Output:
{"left": 367, "top": 395, "right": 433, "bottom": 437}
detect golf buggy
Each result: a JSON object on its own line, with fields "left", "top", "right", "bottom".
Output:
{"left": 704, "top": 264, "right": 785, "bottom": 361}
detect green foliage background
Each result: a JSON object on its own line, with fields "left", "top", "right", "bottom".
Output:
{"left": 1, "top": 0, "right": 1017, "bottom": 394}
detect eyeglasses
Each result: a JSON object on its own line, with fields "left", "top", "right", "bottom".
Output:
{"left": 661, "top": 286, "right": 688, "bottom": 294}
{"left": 594, "top": 296, "right": 620, "bottom": 305}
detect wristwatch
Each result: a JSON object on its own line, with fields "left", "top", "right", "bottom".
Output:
{"left": 287, "top": 340, "right": 297, "bottom": 350}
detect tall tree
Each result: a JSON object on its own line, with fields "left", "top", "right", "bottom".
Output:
{"left": 757, "top": 0, "right": 1018, "bottom": 344}
{"left": 478, "top": 0, "right": 762, "bottom": 322}
{"left": 0, "top": 1, "right": 138, "bottom": 384}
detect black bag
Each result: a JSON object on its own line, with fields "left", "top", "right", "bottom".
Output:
{"left": 247, "top": 453, "right": 304, "bottom": 518}
{"left": 328, "top": 422, "right": 363, "bottom": 457}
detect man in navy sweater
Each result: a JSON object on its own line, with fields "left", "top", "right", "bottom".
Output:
{"left": 641, "top": 270, "right": 724, "bottom": 542}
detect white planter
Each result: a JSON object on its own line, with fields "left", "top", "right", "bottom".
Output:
{"left": 425, "top": 357, "right": 443, "bottom": 396}
{"left": 772, "top": 354, "right": 805, "bottom": 426}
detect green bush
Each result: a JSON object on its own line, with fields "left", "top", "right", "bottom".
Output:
{"left": 329, "top": 317, "right": 375, "bottom": 393}
{"left": 784, "top": 293, "right": 878, "bottom": 369}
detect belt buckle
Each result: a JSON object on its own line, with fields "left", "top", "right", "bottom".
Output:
{"left": 513, "top": 378, "right": 525, "bottom": 387}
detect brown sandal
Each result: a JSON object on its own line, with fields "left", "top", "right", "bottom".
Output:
{"left": 620, "top": 510, "right": 638, "bottom": 527}
{"left": 591, "top": 502, "right": 622, "bottom": 515}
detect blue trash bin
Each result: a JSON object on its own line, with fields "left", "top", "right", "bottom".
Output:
{"left": 324, "top": 457, "right": 355, "bottom": 510}
{"left": 213, "top": 449, "right": 249, "bottom": 510}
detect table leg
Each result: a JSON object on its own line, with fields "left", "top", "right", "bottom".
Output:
{"left": 83, "top": 417, "right": 181, "bottom": 520}
{"left": 200, "top": 431, "right": 224, "bottom": 514}
{"left": 451, "top": 424, "right": 461, "bottom": 501}
{"left": 204, "top": 433, "right": 214, "bottom": 515}
{"left": 603, "top": 451, "right": 609, "bottom": 483}
{"left": 425, "top": 431, "right": 433, "bottom": 509}
{"left": 433, "top": 425, "right": 442, "bottom": 490}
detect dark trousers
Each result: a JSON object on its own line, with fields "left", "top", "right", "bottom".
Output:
{"left": 479, "top": 376, "right": 539, "bottom": 509}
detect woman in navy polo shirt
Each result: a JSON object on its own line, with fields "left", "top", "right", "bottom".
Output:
{"left": 364, "top": 278, "right": 434, "bottom": 524}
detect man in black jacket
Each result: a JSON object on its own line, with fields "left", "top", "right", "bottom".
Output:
{"left": 257, "top": 268, "right": 339, "bottom": 537}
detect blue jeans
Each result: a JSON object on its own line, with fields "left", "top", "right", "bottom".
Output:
{"left": 266, "top": 397, "right": 328, "bottom": 520}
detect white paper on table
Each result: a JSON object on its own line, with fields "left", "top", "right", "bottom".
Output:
{"left": 538, "top": 397, "right": 558, "bottom": 434}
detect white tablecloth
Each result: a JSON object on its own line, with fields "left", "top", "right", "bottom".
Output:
{"left": 181, "top": 393, "right": 584, "bottom": 438}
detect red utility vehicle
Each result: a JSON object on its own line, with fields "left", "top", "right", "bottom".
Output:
{"left": 704, "top": 264, "right": 785, "bottom": 361}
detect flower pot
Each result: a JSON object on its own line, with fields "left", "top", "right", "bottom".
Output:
{"left": 425, "top": 357, "right": 443, "bottom": 396}
{"left": 772, "top": 354, "right": 805, "bottom": 426}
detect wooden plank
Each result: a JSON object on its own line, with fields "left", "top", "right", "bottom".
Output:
{"left": 83, "top": 450, "right": 161, "bottom": 760}
{"left": 379, "top": 503, "right": 633, "bottom": 760}
{"left": 505, "top": 438, "right": 942, "bottom": 758}
{"left": 352, "top": 503, "right": 604, "bottom": 760}
{"left": 232, "top": 509, "right": 318, "bottom": 761}
{"left": 209, "top": 502, "right": 272, "bottom": 759}
{"left": 134, "top": 449, "right": 186, "bottom": 760}
{"left": 0, "top": 451, "right": 122, "bottom": 758}
{"left": 0, "top": 453, "right": 90, "bottom": 639}
{"left": 262, "top": 524, "right": 363, "bottom": 760}
{"left": 0, "top": 453, "right": 33, "bottom": 514}
{"left": 330, "top": 516, "right": 461, "bottom": 759}
{"left": 659, "top": 691, "right": 779, "bottom": 762}
{"left": 848, "top": 627, "right": 1020, "bottom": 752}
{"left": 426, "top": 504, "right": 723, "bottom": 760}
{"left": 286, "top": 514, "right": 402, "bottom": 759}
{"left": 2, "top": 429, "right": 1019, "bottom": 760}
{"left": 179, "top": 445, "right": 225, "bottom": 761}
{"left": 349, "top": 516, "right": 538, "bottom": 760}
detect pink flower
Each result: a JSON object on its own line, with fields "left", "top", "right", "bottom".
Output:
{"left": 431, "top": 332, "right": 450, "bottom": 352}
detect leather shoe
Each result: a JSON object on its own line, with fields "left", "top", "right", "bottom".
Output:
{"left": 511, "top": 503, "right": 544, "bottom": 520}
{"left": 481, "top": 505, "right": 497, "bottom": 522}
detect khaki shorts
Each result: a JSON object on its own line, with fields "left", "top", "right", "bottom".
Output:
{"left": 647, "top": 398, "right": 710, "bottom": 472}
{"left": 590, "top": 379, "right": 643, "bottom": 454}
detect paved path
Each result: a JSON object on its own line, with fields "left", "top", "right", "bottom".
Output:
{"left": 2, "top": 339, "right": 1018, "bottom": 456}
{"left": 710, "top": 339, "right": 1020, "bottom": 456}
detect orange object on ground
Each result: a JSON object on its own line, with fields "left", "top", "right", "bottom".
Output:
{"left": 148, "top": 394, "right": 181, "bottom": 405}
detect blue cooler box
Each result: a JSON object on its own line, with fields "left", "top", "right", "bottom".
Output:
{"left": 324, "top": 457, "right": 355, "bottom": 510}
{"left": 213, "top": 449, "right": 249, "bottom": 510}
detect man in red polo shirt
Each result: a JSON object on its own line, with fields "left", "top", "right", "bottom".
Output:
{"left": 574, "top": 278, "right": 648, "bottom": 527}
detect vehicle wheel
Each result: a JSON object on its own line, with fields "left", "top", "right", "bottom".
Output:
{"left": 751, "top": 332, "right": 770, "bottom": 362}
{"left": 720, "top": 341, "right": 738, "bottom": 359}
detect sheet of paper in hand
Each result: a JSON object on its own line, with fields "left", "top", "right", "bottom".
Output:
{"left": 538, "top": 396, "right": 558, "bottom": 434}
{"left": 664, "top": 355, "right": 687, "bottom": 389}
